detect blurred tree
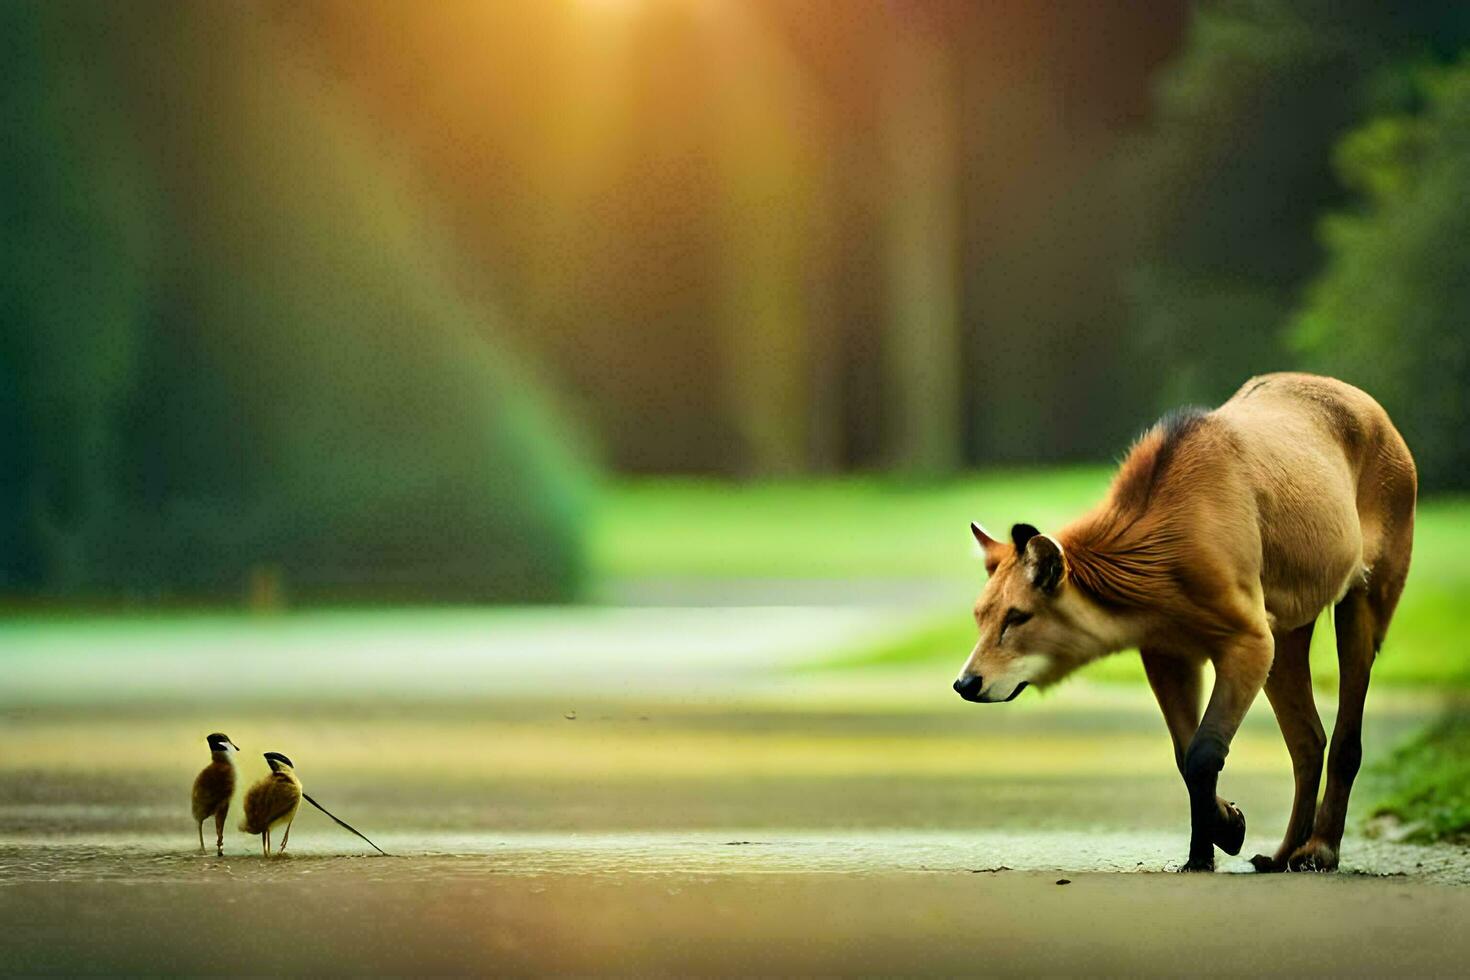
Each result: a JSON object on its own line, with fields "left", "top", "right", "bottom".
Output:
{"left": 708, "top": 4, "right": 823, "bottom": 476}
{"left": 0, "top": 4, "right": 154, "bottom": 592}
{"left": 1294, "top": 61, "right": 1470, "bottom": 491}
{"left": 952, "top": 2, "right": 1186, "bottom": 463}
{"left": 879, "top": 10, "right": 963, "bottom": 476}
{"left": 294, "top": 0, "right": 1189, "bottom": 477}
{"left": 177, "top": 0, "right": 1470, "bottom": 483}
{"left": 1126, "top": 0, "right": 1470, "bottom": 411}
{"left": 32, "top": 0, "right": 1470, "bottom": 494}
{"left": 0, "top": 2, "right": 591, "bottom": 601}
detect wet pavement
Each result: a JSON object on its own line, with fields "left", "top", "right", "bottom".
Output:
{"left": 2, "top": 611, "right": 1468, "bottom": 974}
{"left": 3, "top": 828, "right": 1467, "bottom": 883}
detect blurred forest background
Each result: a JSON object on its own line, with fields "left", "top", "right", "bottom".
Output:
{"left": 4, "top": 0, "right": 1470, "bottom": 603}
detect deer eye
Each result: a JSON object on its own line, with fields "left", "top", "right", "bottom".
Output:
{"left": 1000, "top": 608, "right": 1032, "bottom": 641}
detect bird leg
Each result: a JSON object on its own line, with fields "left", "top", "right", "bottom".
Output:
{"left": 279, "top": 816, "right": 294, "bottom": 855}
{"left": 214, "top": 809, "right": 227, "bottom": 857}
{"left": 198, "top": 821, "right": 206, "bottom": 855}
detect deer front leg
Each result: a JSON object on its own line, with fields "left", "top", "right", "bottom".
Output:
{"left": 1180, "top": 628, "right": 1273, "bottom": 872}
{"left": 1142, "top": 650, "right": 1246, "bottom": 857}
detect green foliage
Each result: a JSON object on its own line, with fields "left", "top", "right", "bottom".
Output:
{"left": 0, "top": 6, "right": 154, "bottom": 591}
{"left": 1369, "top": 709, "right": 1470, "bottom": 841}
{"left": 1294, "top": 60, "right": 1470, "bottom": 490}
{"left": 1127, "top": 3, "right": 1369, "bottom": 407}
{"left": 0, "top": 3, "right": 591, "bottom": 601}
{"left": 1126, "top": 2, "right": 1470, "bottom": 411}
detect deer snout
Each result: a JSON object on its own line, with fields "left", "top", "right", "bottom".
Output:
{"left": 953, "top": 674, "right": 985, "bottom": 702}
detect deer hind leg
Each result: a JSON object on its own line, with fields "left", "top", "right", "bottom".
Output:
{"left": 1250, "top": 621, "right": 1325, "bottom": 873}
{"left": 1289, "top": 561, "right": 1404, "bottom": 872}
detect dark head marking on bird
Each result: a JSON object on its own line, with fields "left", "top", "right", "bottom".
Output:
{"left": 264, "top": 751, "right": 295, "bottom": 772}
{"left": 206, "top": 733, "right": 240, "bottom": 755}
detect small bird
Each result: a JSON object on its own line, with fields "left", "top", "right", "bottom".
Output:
{"left": 239, "top": 751, "right": 303, "bottom": 858}
{"left": 191, "top": 733, "right": 239, "bottom": 856}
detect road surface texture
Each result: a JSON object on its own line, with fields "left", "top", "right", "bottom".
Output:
{"left": 2, "top": 610, "right": 1467, "bottom": 975}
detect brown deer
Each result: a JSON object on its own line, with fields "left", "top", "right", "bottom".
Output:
{"left": 954, "top": 373, "right": 1416, "bottom": 872}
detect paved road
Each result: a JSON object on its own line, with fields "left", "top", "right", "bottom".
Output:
{"left": 3, "top": 610, "right": 1467, "bottom": 974}
{"left": 4, "top": 861, "right": 1470, "bottom": 975}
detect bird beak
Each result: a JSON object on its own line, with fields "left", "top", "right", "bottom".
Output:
{"left": 230, "top": 741, "right": 240, "bottom": 751}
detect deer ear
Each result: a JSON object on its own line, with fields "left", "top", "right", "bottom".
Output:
{"left": 971, "top": 522, "right": 1007, "bottom": 576}
{"left": 971, "top": 521, "right": 997, "bottom": 549}
{"left": 1010, "top": 523, "right": 1040, "bottom": 552}
{"left": 1022, "top": 533, "right": 1066, "bottom": 594}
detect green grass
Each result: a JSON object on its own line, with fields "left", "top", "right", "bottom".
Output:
{"left": 1368, "top": 709, "right": 1470, "bottom": 841}
{"left": 591, "top": 467, "right": 1114, "bottom": 580}
{"left": 595, "top": 470, "right": 1470, "bottom": 690}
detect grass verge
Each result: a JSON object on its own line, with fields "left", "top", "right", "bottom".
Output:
{"left": 591, "top": 467, "right": 1114, "bottom": 579}
{"left": 1368, "top": 709, "right": 1470, "bottom": 842}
